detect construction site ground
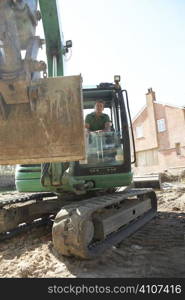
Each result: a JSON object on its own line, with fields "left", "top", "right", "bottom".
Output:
{"left": 0, "top": 182, "right": 185, "bottom": 278}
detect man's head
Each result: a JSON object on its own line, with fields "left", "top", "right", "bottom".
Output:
{"left": 94, "top": 100, "right": 105, "bottom": 114}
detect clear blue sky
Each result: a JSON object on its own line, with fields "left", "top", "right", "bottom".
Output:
{"left": 55, "top": 0, "right": 185, "bottom": 117}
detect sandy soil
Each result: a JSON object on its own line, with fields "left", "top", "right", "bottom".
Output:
{"left": 0, "top": 184, "right": 185, "bottom": 278}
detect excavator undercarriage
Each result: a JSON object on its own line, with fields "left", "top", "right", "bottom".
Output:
{"left": 0, "top": 188, "right": 157, "bottom": 259}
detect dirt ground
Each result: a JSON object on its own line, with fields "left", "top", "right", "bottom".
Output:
{"left": 0, "top": 183, "right": 185, "bottom": 278}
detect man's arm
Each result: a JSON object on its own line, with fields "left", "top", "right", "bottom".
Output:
{"left": 85, "top": 123, "right": 90, "bottom": 129}
{"left": 103, "top": 114, "right": 112, "bottom": 131}
{"left": 85, "top": 114, "right": 90, "bottom": 130}
{"left": 104, "top": 121, "right": 112, "bottom": 131}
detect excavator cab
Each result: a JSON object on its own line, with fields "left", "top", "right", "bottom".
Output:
{"left": 82, "top": 87, "right": 127, "bottom": 167}
{"left": 68, "top": 83, "right": 134, "bottom": 192}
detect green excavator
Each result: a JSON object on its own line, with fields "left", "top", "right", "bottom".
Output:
{"left": 0, "top": 0, "right": 157, "bottom": 259}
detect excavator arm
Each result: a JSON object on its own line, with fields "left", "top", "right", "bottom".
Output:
{"left": 0, "top": 0, "right": 85, "bottom": 165}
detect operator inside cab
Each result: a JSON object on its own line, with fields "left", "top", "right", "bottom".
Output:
{"left": 85, "top": 101, "right": 111, "bottom": 132}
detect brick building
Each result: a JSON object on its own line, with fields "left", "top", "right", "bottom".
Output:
{"left": 132, "top": 88, "right": 185, "bottom": 174}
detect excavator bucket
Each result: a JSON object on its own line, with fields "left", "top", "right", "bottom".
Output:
{"left": 0, "top": 75, "right": 85, "bottom": 165}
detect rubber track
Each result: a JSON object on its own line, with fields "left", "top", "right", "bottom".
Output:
{"left": 0, "top": 192, "right": 57, "bottom": 241}
{"left": 0, "top": 216, "right": 53, "bottom": 241}
{"left": 0, "top": 192, "right": 56, "bottom": 209}
{"left": 0, "top": 191, "right": 97, "bottom": 241}
{"left": 52, "top": 188, "right": 157, "bottom": 259}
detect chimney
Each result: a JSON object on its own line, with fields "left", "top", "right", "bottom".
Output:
{"left": 145, "top": 88, "right": 158, "bottom": 148}
{"left": 146, "top": 88, "right": 156, "bottom": 103}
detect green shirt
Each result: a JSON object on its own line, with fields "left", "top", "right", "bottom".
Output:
{"left": 85, "top": 112, "right": 110, "bottom": 131}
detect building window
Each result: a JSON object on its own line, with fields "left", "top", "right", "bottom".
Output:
{"left": 136, "top": 149, "right": 158, "bottom": 166}
{"left": 157, "top": 119, "right": 166, "bottom": 132}
{"left": 135, "top": 126, "right": 143, "bottom": 138}
{"left": 175, "top": 143, "right": 181, "bottom": 156}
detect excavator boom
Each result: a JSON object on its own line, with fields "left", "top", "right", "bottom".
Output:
{"left": 0, "top": 0, "right": 85, "bottom": 164}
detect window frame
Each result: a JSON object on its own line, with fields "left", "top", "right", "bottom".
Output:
{"left": 135, "top": 125, "right": 143, "bottom": 139}
{"left": 157, "top": 118, "right": 166, "bottom": 132}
